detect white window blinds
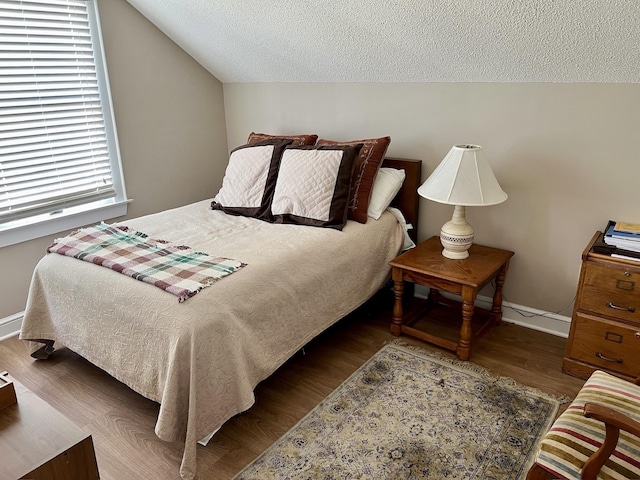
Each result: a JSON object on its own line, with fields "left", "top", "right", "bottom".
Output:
{"left": 0, "top": 0, "right": 118, "bottom": 224}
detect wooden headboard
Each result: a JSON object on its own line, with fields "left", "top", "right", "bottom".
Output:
{"left": 382, "top": 157, "right": 422, "bottom": 243}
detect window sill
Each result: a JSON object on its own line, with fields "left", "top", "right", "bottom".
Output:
{"left": 0, "top": 199, "right": 132, "bottom": 248}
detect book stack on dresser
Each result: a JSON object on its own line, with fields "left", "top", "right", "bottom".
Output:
{"left": 603, "top": 220, "right": 640, "bottom": 258}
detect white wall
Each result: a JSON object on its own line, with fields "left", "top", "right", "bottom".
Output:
{"left": 223, "top": 82, "right": 640, "bottom": 321}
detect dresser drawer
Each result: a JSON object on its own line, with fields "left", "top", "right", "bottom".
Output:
{"left": 567, "top": 313, "right": 640, "bottom": 377}
{"left": 579, "top": 262, "right": 640, "bottom": 323}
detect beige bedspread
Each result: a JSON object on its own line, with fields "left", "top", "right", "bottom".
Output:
{"left": 20, "top": 200, "right": 404, "bottom": 479}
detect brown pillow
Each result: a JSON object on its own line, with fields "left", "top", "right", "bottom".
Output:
{"left": 247, "top": 132, "right": 318, "bottom": 147}
{"left": 316, "top": 136, "right": 391, "bottom": 224}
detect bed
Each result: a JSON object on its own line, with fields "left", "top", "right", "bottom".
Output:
{"left": 20, "top": 145, "right": 421, "bottom": 479}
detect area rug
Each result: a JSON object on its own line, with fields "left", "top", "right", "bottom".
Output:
{"left": 234, "top": 342, "right": 564, "bottom": 480}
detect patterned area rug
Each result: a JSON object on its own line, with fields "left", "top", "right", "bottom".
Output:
{"left": 234, "top": 342, "right": 562, "bottom": 480}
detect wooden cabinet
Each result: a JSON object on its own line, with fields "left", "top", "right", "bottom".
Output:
{"left": 0, "top": 373, "right": 100, "bottom": 480}
{"left": 563, "top": 231, "right": 640, "bottom": 381}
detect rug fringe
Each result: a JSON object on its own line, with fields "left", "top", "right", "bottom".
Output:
{"left": 384, "top": 339, "right": 570, "bottom": 405}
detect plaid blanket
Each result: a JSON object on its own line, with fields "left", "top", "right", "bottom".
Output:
{"left": 47, "top": 223, "right": 246, "bottom": 302}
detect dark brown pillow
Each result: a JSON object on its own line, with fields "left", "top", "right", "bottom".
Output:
{"left": 247, "top": 132, "right": 318, "bottom": 147}
{"left": 316, "top": 136, "right": 391, "bottom": 224}
{"left": 270, "top": 144, "right": 362, "bottom": 230}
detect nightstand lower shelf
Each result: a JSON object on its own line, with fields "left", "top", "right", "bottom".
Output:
{"left": 396, "top": 293, "right": 498, "bottom": 354}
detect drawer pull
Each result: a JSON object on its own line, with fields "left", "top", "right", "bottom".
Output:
{"left": 605, "top": 332, "right": 623, "bottom": 343}
{"left": 596, "top": 352, "right": 623, "bottom": 364}
{"left": 606, "top": 301, "right": 636, "bottom": 313}
{"left": 616, "top": 279, "right": 635, "bottom": 291}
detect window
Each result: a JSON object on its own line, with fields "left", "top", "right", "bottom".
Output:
{"left": 0, "top": 0, "right": 128, "bottom": 248}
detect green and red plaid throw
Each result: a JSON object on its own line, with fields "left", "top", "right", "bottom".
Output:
{"left": 47, "top": 223, "right": 246, "bottom": 302}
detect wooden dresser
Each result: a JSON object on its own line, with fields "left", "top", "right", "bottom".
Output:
{"left": 563, "top": 231, "right": 640, "bottom": 381}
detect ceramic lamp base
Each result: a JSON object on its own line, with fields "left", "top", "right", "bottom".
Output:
{"left": 440, "top": 205, "right": 473, "bottom": 259}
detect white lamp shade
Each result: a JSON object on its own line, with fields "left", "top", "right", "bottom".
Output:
{"left": 418, "top": 144, "right": 507, "bottom": 206}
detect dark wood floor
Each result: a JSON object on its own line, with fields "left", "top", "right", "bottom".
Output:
{"left": 0, "top": 291, "right": 585, "bottom": 480}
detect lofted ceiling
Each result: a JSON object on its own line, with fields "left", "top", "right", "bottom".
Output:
{"left": 125, "top": 0, "right": 640, "bottom": 83}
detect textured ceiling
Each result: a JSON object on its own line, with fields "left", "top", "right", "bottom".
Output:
{"left": 125, "top": 0, "right": 640, "bottom": 83}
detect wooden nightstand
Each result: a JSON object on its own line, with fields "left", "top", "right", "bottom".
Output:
{"left": 389, "top": 236, "right": 514, "bottom": 360}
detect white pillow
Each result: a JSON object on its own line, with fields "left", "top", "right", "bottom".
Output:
{"left": 367, "top": 168, "right": 406, "bottom": 220}
{"left": 211, "top": 139, "right": 291, "bottom": 219}
{"left": 270, "top": 145, "right": 361, "bottom": 230}
{"left": 214, "top": 145, "right": 274, "bottom": 208}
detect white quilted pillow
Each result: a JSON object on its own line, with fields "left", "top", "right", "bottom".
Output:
{"left": 271, "top": 145, "right": 361, "bottom": 230}
{"left": 211, "top": 139, "right": 291, "bottom": 219}
{"left": 215, "top": 145, "right": 273, "bottom": 207}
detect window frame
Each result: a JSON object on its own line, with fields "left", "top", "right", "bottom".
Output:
{"left": 0, "top": 0, "right": 129, "bottom": 248}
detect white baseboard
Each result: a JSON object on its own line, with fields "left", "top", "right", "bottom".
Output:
{"left": 0, "top": 292, "right": 571, "bottom": 344}
{"left": 414, "top": 286, "right": 571, "bottom": 338}
{"left": 478, "top": 295, "right": 571, "bottom": 338}
{"left": 0, "top": 312, "right": 24, "bottom": 342}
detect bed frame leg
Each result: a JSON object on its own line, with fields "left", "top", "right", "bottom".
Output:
{"left": 29, "top": 340, "right": 55, "bottom": 359}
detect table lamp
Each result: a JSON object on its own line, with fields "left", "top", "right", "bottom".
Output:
{"left": 418, "top": 144, "right": 507, "bottom": 259}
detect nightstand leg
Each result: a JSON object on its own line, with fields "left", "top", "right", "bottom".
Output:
{"left": 391, "top": 268, "right": 404, "bottom": 336}
{"left": 491, "top": 262, "right": 509, "bottom": 324}
{"left": 427, "top": 287, "right": 440, "bottom": 307}
{"left": 457, "top": 289, "right": 475, "bottom": 361}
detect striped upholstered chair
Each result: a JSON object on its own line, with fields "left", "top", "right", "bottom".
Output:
{"left": 527, "top": 370, "right": 640, "bottom": 480}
